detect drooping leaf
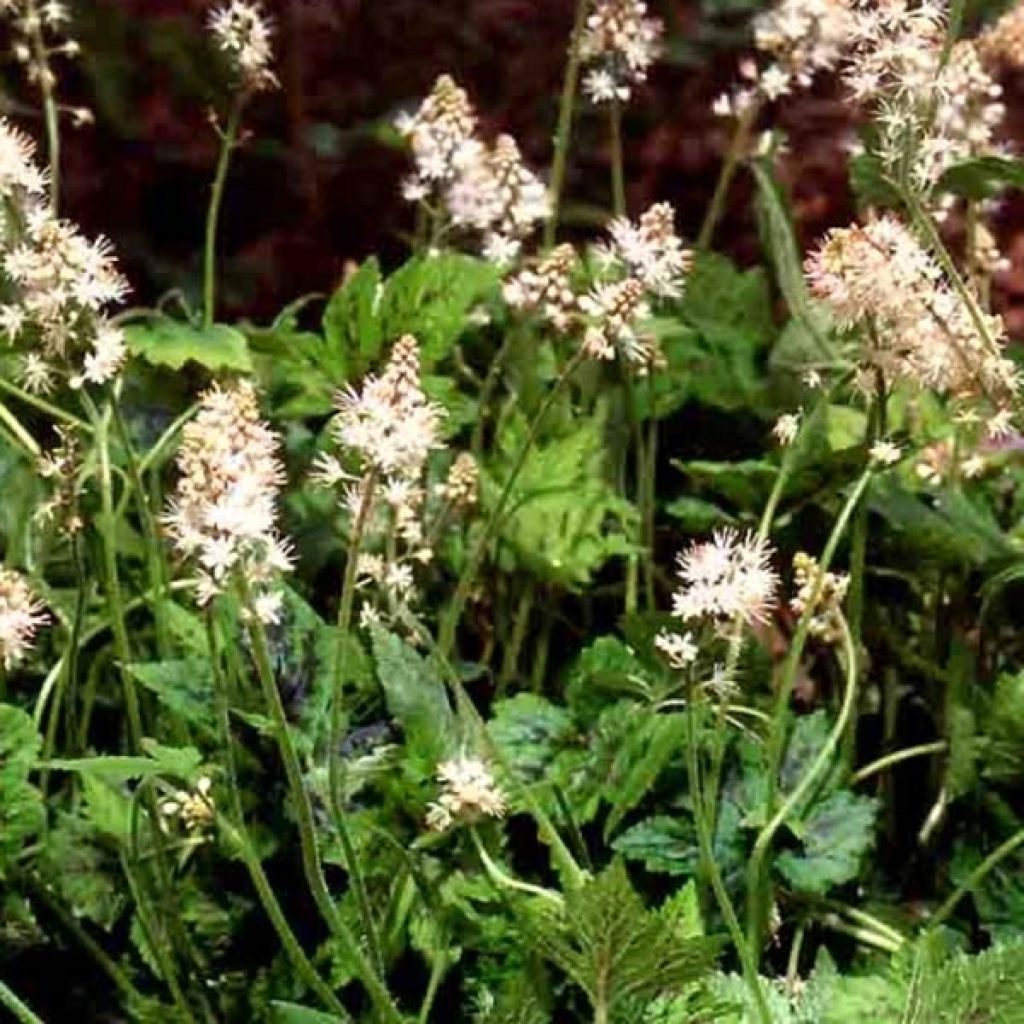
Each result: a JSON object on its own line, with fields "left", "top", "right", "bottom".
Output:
{"left": 124, "top": 318, "right": 252, "bottom": 372}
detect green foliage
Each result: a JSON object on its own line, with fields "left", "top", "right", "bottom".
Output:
{"left": 124, "top": 318, "right": 253, "bottom": 372}
{"left": 526, "top": 862, "right": 718, "bottom": 1019}
{"left": 0, "top": 704, "right": 44, "bottom": 875}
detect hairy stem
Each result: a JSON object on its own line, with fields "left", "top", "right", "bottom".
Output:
{"left": 544, "top": 0, "right": 590, "bottom": 248}
{"left": 203, "top": 98, "right": 244, "bottom": 327}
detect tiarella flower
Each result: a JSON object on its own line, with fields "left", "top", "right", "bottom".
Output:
{"left": 978, "top": 1, "right": 1024, "bottom": 68}
{"left": 790, "top": 551, "right": 849, "bottom": 645}
{"left": 0, "top": 567, "right": 48, "bottom": 668}
{"left": 399, "top": 78, "right": 549, "bottom": 260}
{"left": 773, "top": 412, "right": 801, "bottom": 446}
{"left": 580, "top": 0, "right": 663, "bottom": 105}
{"left": 752, "top": 0, "right": 854, "bottom": 98}
{"left": 655, "top": 628, "right": 698, "bottom": 669}
{"left": 332, "top": 334, "right": 443, "bottom": 480}
{"left": 164, "top": 380, "right": 291, "bottom": 613}
{"left": 579, "top": 277, "right": 654, "bottom": 365}
{"left": 805, "top": 216, "right": 1019, "bottom": 406}
{"left": 844, "top": 2, "right": 1003, "bottom": 190}
{"left": 208, "top": 0, "right": 278, "bottom": 92}
{"left": 425, "top": 756, "right": 507, "bottom": 832}
{"left": 603, "top": 203, "right": 691, "bottom": 298}
{"left": 671, "top": 529, "right": 779, "bottom": 626}
{"left": 160, "top": 776, "right": 215, "bottom": 833}
{"left": 0, "top": 119, "right": 46, "bottom": 206}
{"left": 869, "top": 439, "right": 902, "bottom": 466}
{"left": 503, "top": 244, "right": 579, "bottom": 331}
{"left": 36, "top": 424, "right": 82, "bottom": 528}
{"left": 438, "top": 453, "right": 480, "bottom": 509}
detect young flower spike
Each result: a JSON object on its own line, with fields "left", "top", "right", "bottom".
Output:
{"left": 580, "top": 0, "right": 664, "bottom": 105}
{"left": 602, "top": 202, "right": 692, "bottom": 299}
{"left": 164, "top": 380, "right": 292, "bottom": 614}
{"left": 0, "top": 568, "right": 48, "bottom": 669}
{"left": 208, "top": 0, "right": 278, "bottom": 92}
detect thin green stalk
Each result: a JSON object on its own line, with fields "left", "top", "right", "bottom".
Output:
{"left": 0, "top": 377, "right": 88, "bottom": 428}
{"left": 204, "top": 97, "right": 245, "bottom": 327}
{"left": 851, "top": 741, "right": 947, "bottom": 785}
{"left": 18, "top": 871, "right": 144, "bottom": 1007}
{"left": 820, "top": 914, "right": 902, "bottom": 954}
{"left": 544, "top": 0, "right": 590, "bottom": 248}
{"left": 642, "top": 374, "right": 658, "bottom": 610}
{"left": 439, "top": 351, "right": 584, "bottom": 658}
{"left": 205, "top": 620, "right": 349, "bottom": 1021}
{"left": 328, "top": 470, "right": 384, "bottom": 975}
{"left": 929, "top": 826, "right": 1024, "bottom": 929}
{"left": 24, "top": 0, "right": 60, "bottom": 213}
{"left": 763, "top": 470, "right": 873, "bottom": 810}
{"left": 0, "top": 981, "right": 44, "bottom": 1024}
{"left": 88, "top": 399, "right": 143, "bottom": 750}
{"left": 0, "top": 398, "right": 40, "bottom": 458}
{"left": 237, "top": 578, "right": 402, "bottom": 1024}
{"left": 110, "top": 400, "right": 172, "bottom": 658}
{"left": 748, "top": 613, "right": 860, "bottom": 952}
{"left": 685, "top": 702, "right": 771, "bottom": 1024}
{"left": 469, "top": 828, "right": 563, "bottom": 906}
{"left": 609, "top": 99, "right": 626, "bottom": 218}
{"left": 697, "top": 101, "right": 759, "bottom": 251}
{"left": 498, "top": 583, "right": 534, "bottom": 695}
{"left": 417, "top": 942, "right": 448, "bottom": 1024}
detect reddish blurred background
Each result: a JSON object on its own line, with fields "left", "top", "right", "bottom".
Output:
{"left": 16, "top": 0, "right": 1024, "bottom": 332}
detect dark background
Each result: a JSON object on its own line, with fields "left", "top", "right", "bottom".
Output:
{"left": 14, "top": 0, "right": 1024, "bottom": 330}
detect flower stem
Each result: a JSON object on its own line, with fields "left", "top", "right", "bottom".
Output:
{"left": 206, "top": 612, "right": 350, "bottom": 1020}
{"left": 328, "top": 470, "right": 384, "bottom": 974}
{"left": 0, "top": 981, "right": 44, "bottom": 1024}
{"left": 439, "top": 351, "right": 583, "bottom": 659}
{"left": 203, "top": 97, "right": 244, "bottom": 327}
{"left": 929, "top": 826, "right": 1024, "bottom": 930}
{"left": 851, "top": 741, "right": 947, "bottom": 785}
{"left": 544, "top": 0, "right": 590, "bottom": 248}
{"left": 747, "top": 612, "right": 860, "bottom": 951}
{"left": 685, "top": 701, "right": 771, "bottom": 1024}
{"left": 24, "top": 0, "right": 60, "bottom": 214}
{"left": 697, "top": 102, "right": 759, "bottom": 251}
{"left": 237, "top": 577, "right": 402, "bottom": 1024}
{"left": 609, "top": 99, "right": 626, "bottom": 218}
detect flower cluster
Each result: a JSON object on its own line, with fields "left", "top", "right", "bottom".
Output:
{"left": 0, "top": 118, "right": 130, "bottom": 390}
{"left": 208, "top": 0, "right": 278, "bottom": 93}
{"left": 580, "top": 0, "right": 664, "bottom": 105}
{"left": 160, "top": 776, "right": 215, "bottom": 833}
{"left": 600, "top": 202, "right": 692, "bottom": 298}
{"left": 670, "top": 529, "right": 779, "bottom": 627}
{"left": 805, "top": 215, "right": 1019, "bottom": 409}
{"left": 844, "top": 1, "right": 1003, "bottom": 190}
{"left": 0, "top": 568, "right": 48, "bottom": 669}
{"left": 503, "top": 243, "right": 580, "bottom": 331}
{"left": 425, "top": 756, "right": 507, "bottom": 832}
{"left": 314, "top": 335, "right": 465, "bottom": 630}
{"left": 164, "top": 381, "right": 292, "bottom": 617}
{"left": 438, "top": 452, "right": 480, "bottom": 509}
{"left": 978, "top": 1, "right": 1024, "bottom": 68}
{"left": 751, "top": 0, "right": 855, "bottom": 100}
{"left": 790, "top": 551, "right": 849, "bottom": 645}
{"left": 398, "top": 76, "right": 549, "bottom": 262}
{"left": 36, "top": 424, "right": 82, "bottom": 529}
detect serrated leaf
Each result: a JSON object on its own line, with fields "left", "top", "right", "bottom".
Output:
{"left": 489, "top": 694, "right": 575, "bottom": 783}
{"left": 612, "top": 815, "right": 696, "bottom": 876}
{"left": 370, "top": 628, "right": 455, "bottom": 764}
{"left": 322, "top": 257, "right": 383, "bottom": 379}
{"left": 126, "top": 658, "right": 216, "bottom": 734}
{"left": 777, "top": 789, "right": 878, "bottom": 894}
{"left": 124, "top": 318, "right": 252, "bottom": 371}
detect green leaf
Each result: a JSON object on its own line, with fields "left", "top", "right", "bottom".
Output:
{"left": 377, "top": 252, "right": 498, "bottom": 366}
{"left": 80, "top": 774, "right": 133, "bottom": 843}
{"left": 0, "top": 706, "right": 44, "bottom": 873}
{"left": 48, "top": 744, "right": 201, "bottom": 784}
{"left": 939, "top": 156, "right": 1024, "bottom": 200}
{"left": 370, "top": 628, "right": 455, "bottom": 764}
{"left": 526, "top": 861, "right": 718, "bottom": 1017}
{"left": 270, "top": 1002, "right": 345, "bottom": 1024}
{"left": 612, "top": 815, "right": 696, "bottom": 876}
{"left": 665, "top": 496, "right": 735, "bottom": 533}
{"left": 681, "top": 252, "right": 775, "bottom": 347}
{"left": 850, "top": 153, "right": 901, "bottom": 208}
{"left": 490, "top": 407, "right": 637, "bottom": 588}
{"left": 124, "top": 318, "right": 252, "bottom": 372}
{"left": 322, "top": 257, "right": 384, "bottom": 379}
{"left": 673, "top": 459, "right": 778, "bottom": 509}
{"left": 489, "top": 694, "right": 575, "bottom": 783}
{"left": 776, "top": 789, "right": 878, "bottom": 894}
{"left": 126, "top": 658, "right": 216, "bottom": 734}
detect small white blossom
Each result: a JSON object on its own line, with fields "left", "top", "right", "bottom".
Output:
{"left": 426, "top": 756, "right": 507, "bottom": 832}
{"left": 0, "top": 568, "right": 48, "bottom": 669}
